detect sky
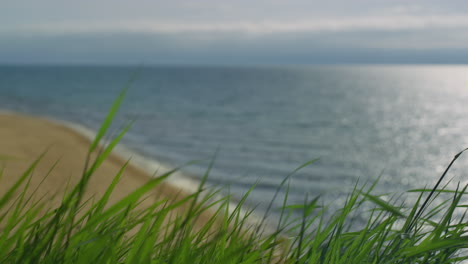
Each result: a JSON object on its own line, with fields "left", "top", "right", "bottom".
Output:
{"left": 2, "top": 0, "right": 468, "bottom": 65}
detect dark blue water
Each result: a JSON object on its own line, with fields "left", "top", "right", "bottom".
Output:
{"left": 1, "top": 64, "right": 467, "bottom": 215}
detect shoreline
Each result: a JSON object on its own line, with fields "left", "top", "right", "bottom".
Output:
{"left": 0, "top": 110, "right": 269, "bottom": 230}
{"left": 0, "top": 111, "right": 192, "bottom": 207}
{"left": 54, "top": 115, "right": 202, "bottom": 194}
{"left": 0, "top": 108, "right": 201, "bottom": 191}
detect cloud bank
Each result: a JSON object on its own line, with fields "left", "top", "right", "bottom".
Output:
{"left": 1, "top": 1, "right": 468, "bottom": 64}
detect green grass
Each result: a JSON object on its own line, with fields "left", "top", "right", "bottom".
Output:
{"left": 0, "top": 93, "right": 467, "bottom": 263}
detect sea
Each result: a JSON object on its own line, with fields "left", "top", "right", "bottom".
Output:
{"left": 1, "top": 64, "right": 467, "bottom": 221}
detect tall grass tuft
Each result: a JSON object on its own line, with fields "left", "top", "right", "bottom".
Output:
{"left": 0, "top": 93, "right": 466, "bottom": 263}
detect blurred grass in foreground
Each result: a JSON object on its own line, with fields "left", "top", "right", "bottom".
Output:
{"left": 0, "top": 91, "right": 466, "bottom": 264}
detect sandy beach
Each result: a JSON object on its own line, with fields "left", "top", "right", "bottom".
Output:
{"left": 0, "top": 112, "right": 202, "bottom": 219}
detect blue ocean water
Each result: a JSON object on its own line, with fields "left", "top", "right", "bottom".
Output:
{"left": 1, "top": 64, "right": 467, "bottom": 216}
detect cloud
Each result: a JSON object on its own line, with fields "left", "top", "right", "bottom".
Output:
{"left": 3, "top": 14, "right": 468, "bottom": 36}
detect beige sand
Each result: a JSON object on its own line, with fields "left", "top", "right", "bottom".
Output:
{"left": 0, "top": 112, "right": 202, "bottom": 219}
